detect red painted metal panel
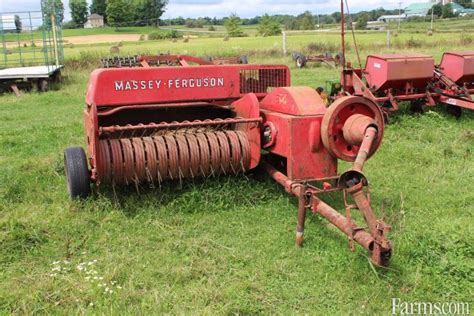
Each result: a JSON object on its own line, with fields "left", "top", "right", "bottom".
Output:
{"left": 440, "top": 51, "right": 474, "bottom": 84}
{"left": 86, "top": 65, "right": 290, "bottom": 107}
{"left": 364, "top": 54, "right": 434, "bottom": 91}
{"left": 260, "top": 87, "right": 327, "bottom": 116}
{"left": 86, "top": 66, "right": 240, "bottom": 106}
{"left": 261, "top": 111, "right": 337, "bottom": 180}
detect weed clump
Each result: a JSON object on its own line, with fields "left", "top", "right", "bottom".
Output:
{"left": 148, "top": 30, "right": 180, "bottom": 40}
{"left": 460, "top": 33, "right": 473, "bottom": 45}
{"left": 406, "top": 37, "right": 423, "bottom": 48}
{"left": 307, "top": 42, "right": 339, "bottom": 53}
{"left": 110, "top": 46, "right": 120, "bottom": 54}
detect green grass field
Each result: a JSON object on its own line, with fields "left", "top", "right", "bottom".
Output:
{"left": 0, "top": 27, "right": 473, "bottom": 314}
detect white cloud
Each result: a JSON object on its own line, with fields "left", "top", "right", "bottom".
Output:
{"left": 1, "top": 0, "right": 425, "bottom": 21}
{"left": 164, "top": 0, "right": 423, "bottom": 18}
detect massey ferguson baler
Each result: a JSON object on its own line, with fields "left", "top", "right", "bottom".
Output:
{"left": 64, "top": 64, "right": 393, "bottom": 266}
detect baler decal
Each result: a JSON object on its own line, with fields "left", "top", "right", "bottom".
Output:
{"left": 114, "top": 77, "right": 225, "bottom": 91}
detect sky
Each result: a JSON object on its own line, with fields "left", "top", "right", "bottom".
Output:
{"left": 0, "top": 0, "right": 425, "bottom": 21}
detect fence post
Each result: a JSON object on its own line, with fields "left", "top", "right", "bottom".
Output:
{"left": 0, "top": 15, "right": 7, "bottom": 66}
{"left": 282, "top": 31, "right": 287, "bottom": 56}
{"left": 51, "top": 13, "right": 60, "bottom": 67}
{"left": 386, "top": 29, "right": 391, "bottom": 49}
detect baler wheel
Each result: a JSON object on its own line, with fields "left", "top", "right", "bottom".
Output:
{"left": 446, "top": 105, "right": 462, "bottom": 119}
{"left": 64, "top": 147, "right": 91, "bottom": 200}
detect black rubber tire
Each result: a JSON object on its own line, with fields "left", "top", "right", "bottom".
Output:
{"left": 409, "top": 100, "right": 425, "bottom": 114}
{"left": 446, "top": 104, "right": 462, "bottom": 119}
{"left": 64, "top": 147, "right": 91, "bottom": 200}
{"left": 39, "top": 79, "right": 48, "bottom": 92}
{"left": 296, "top": 56, "right": 306, "bottom": 68}
{"left": 335, "top": 52, "right": 345, "bottom": 67}
{"left": 239, "top": 55, "right": 248, "bottom": 64}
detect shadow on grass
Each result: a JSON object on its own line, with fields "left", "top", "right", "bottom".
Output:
{"left": 72, "top": 168, "right": 284, "bottom": 218}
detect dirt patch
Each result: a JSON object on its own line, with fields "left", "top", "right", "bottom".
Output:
{"left": 64, "top": 34, "right": 142, "bottom": 45}
{"left": 4, "top": 34, "right": 142, "bottom": 49}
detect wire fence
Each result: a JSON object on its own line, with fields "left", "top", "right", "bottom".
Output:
{"left": 0, "top": 9, "right": 63, "bottom": 70}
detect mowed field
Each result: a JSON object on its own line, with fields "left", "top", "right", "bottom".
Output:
{"left": 0, "top": 27, "right": 473, "bottom": 314}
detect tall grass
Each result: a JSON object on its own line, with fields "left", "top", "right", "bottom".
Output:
{"left": 0, "top": 31, "right": 473, "bottom": 314}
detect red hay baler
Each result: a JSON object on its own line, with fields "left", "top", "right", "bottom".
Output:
{"left": 64, "top": 63, "right": 392, "bottom": 266}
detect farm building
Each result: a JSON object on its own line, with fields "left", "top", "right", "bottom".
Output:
{"left": 451, "top": 2, "right": 474, "bottom": 15}
{"left": 404, "top": 3, "right": 433, "bottom": 17}
{"left": 430, "top": 0, "right": 453, "bottom": 4}
{"left": 84, "top": 14, "right": 104, "bottom": 28}
{"left": 377, "top": 14, "right": 407, "bottom": 22}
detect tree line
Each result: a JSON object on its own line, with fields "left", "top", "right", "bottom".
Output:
{"left": 65, "top": 0, "right": 167, "bottom": 28}
{"left": 40, "top": 0, "right": 474, "bottom": 31}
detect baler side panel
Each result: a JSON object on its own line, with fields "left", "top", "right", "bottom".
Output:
{"left": 86, "top": 66, "right": 241, "bottom": 107}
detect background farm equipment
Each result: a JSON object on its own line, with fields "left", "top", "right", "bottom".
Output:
{"left": 101, "top": 54, "right": 248, "bottom": 68}
{"left": 292, "top": 52, "right": 344, "bottom": 68}
{"left": 64, "top": 63, "right": 392, "bottom": 266}
{"left": 430, "top": 51, "right": 474, "bottom": 117}
{"left": 0, "top": 6, "right": 64, "bottom": 95}
{"left": 341, "top": 52, "right": 474, "bottom": 118}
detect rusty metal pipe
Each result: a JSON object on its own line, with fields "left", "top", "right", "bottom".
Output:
{"left": 312, "top": 198, "right": 375, "bottom": 251}
{"left": 296, "top": 186, "right": 307, "bottom": 247}
{"left": 353, "top": 126, "right": 377, "bottom": 172}
{"left": 99, "top": 117, "right": 262, "bottom": 135}
{"left": 262, "top": 161, "right": 375, "bottom": 251}
{"left": 374, "top": 93, "right": 435, "bottom": 102}
{"left": 262, "top": 161, "right": 299, "bottom": 194}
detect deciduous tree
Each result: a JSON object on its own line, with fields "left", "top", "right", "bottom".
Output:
{"left": 90, "top": 0, "right": 107, "bottom": 22}
{"left": 14, "top": 15, "right": 22, "bottom": 33}
{"left": 106, "top": 0, "right": 129, "bottom": 28}
{"left": 70, "top": 0, "right": 88, "bottom": 27}
{"left": 42, "top": 0, "right": 64, "bottom": 29}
